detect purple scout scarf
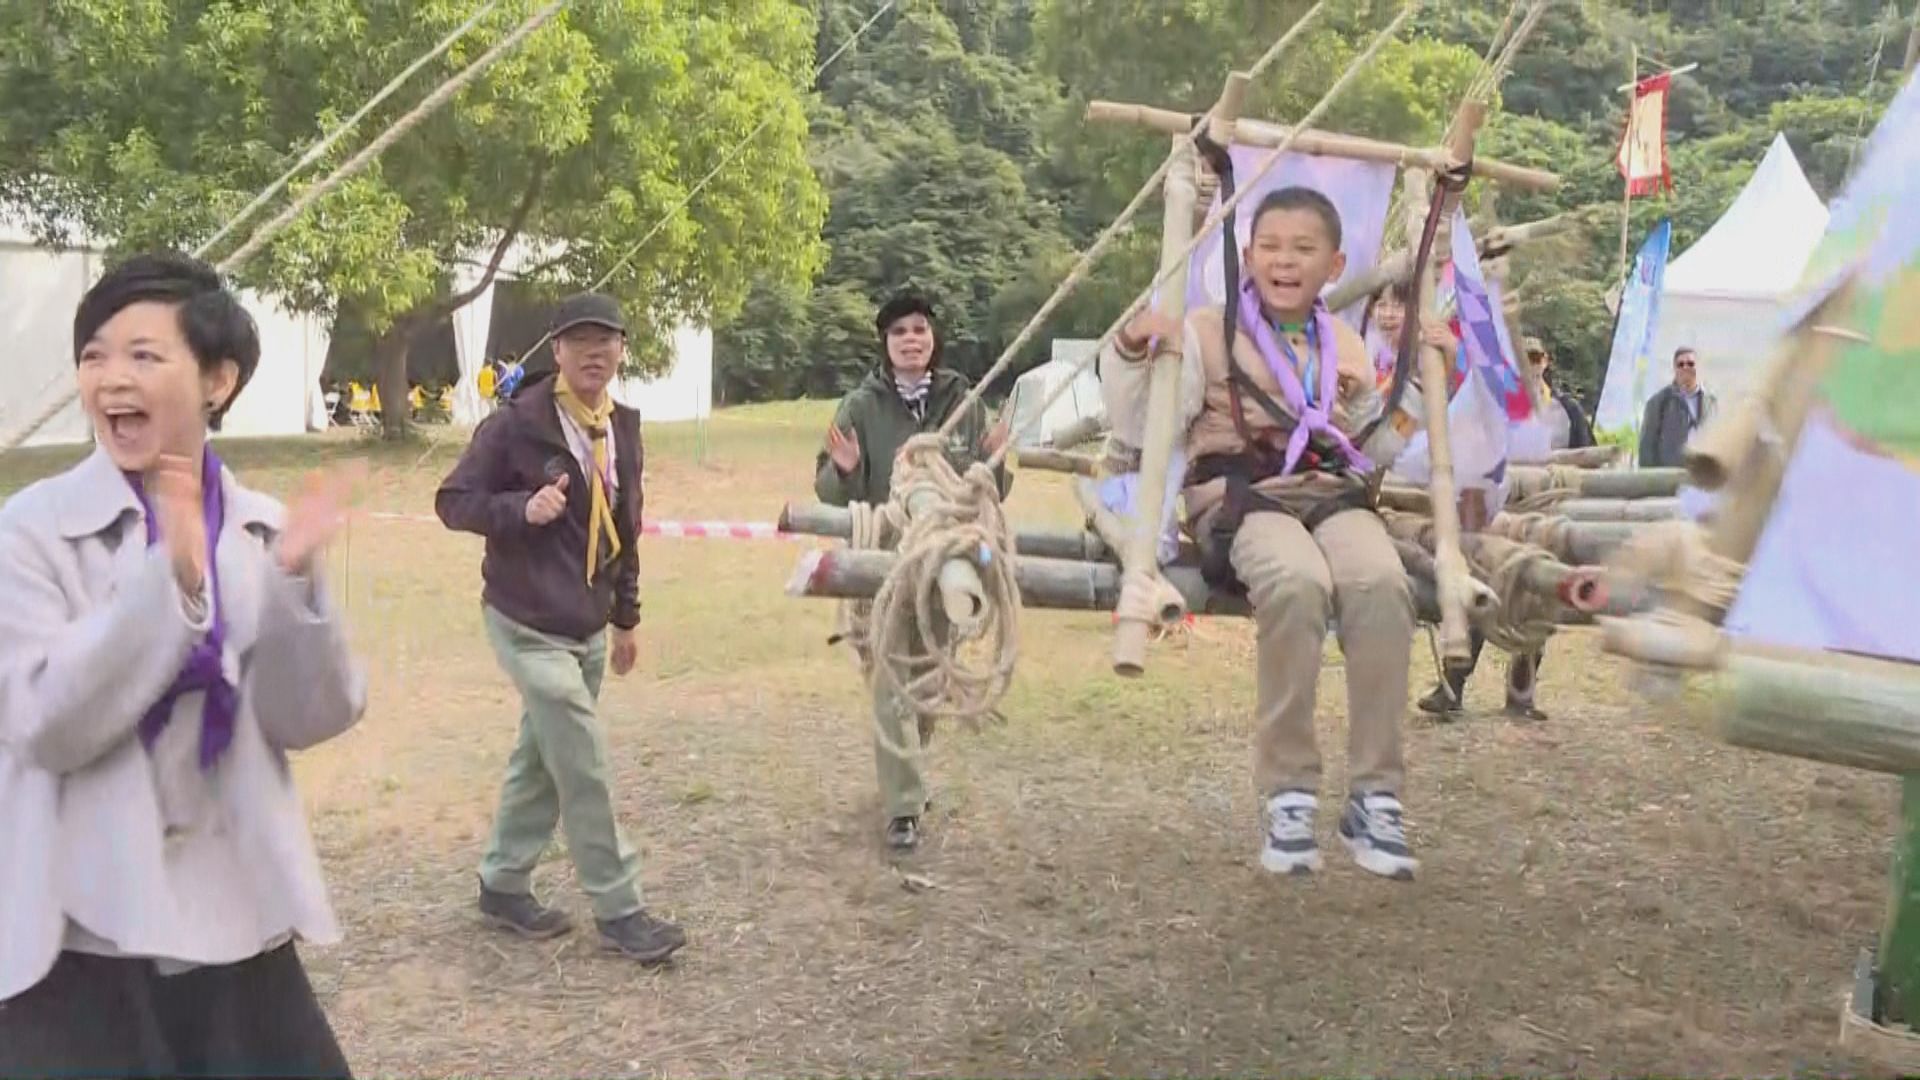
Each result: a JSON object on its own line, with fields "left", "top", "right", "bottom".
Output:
{"left": 1235, "top": 283, "right": 1373, "bottom": 476}
{"left": 126, "top": 448, "right": 236, "bottom": 769}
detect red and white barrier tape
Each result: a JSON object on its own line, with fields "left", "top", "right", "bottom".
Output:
{"left": 367, "top": 510, "right": 801, "bottom": 541}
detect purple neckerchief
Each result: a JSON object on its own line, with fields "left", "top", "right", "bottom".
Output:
{"left": 1236, "top": 285, "right": 1373, "bottom": 475}
{"left": 127, "top": 448, "right": 236, "bottom": 769}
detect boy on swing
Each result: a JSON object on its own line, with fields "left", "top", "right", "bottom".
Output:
{"left": 1103, "top": 187, "right": 1417, "bottom": 880}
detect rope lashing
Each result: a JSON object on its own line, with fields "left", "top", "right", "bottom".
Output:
{"left": 1491, "top": 510, "right": 1576, "bottom": 561}
{"left": 1507, "top": 463, "right": 1589, "bottom": 513}
{"left": 1477, "top": 542, "right": 1562, "bottom": 654}
{"left": 1609, "top": 520, "right": 1745, "bottom": 618}
{"left": 865, "top": 435, "right": 1021, "bottom": 755}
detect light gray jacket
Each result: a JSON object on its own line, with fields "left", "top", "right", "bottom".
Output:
{"left": 0, "top": 448, "right": 366, "bottom": 1001}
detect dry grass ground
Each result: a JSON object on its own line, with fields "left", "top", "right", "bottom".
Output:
{"left": 0, "top": 401, "right": 1900, "bottom": 1077}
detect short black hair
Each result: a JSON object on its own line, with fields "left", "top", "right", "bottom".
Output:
{"left": 1673, "top": 346, "right": 1697, "bottom": 361}
{"left": 875, "top": 290, "right": 936, "bottom": 338}
{"left": 1249, "top": 186, "right": 1342, "bottom": 249}
{"left": 73, "top": 251, "right": 260, "bottom": 429}
{"left": 1371, "top": 279, "right": 1414, "bottom": 306}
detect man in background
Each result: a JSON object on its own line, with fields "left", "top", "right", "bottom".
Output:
{"left": 437, "top": 293, "right": 685, "bottom": 965}
{"left": 1638, "top": 346, "right": 1715, "bottom": 467}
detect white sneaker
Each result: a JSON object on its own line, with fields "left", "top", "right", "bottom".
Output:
{"left": 1259, "top": 790, "right": 1322, "bottom": 875}
{"left": 1338, "top": 792, "right": 1419, "bottom": 880}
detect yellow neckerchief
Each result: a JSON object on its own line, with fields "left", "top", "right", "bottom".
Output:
{"left": 553, "top": 378, "right": 623, "bottom": 583}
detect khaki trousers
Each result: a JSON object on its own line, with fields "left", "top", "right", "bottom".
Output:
{"left": 477, "top": 605, "right": 642, "bottom": 922}
{"left": 1230, "top": 508, "right": 1413, "bottom": 797}
{"left": 870, "top": 613, "right": 936, "bottom": 822}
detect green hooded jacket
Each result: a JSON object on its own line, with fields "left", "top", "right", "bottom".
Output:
{"left": 813, "top": 364, "right": 1012, "bottom": 507}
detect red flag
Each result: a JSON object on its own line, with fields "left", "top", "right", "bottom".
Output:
{"left": 1616, "top": 72, "right": 1672, "bottom": 196}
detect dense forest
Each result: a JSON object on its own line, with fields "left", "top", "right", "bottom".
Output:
{"left": 716, "top": 0, "right": 1911, "bottom": 406}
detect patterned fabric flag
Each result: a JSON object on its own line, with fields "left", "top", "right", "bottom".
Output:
{"left": 1390, "top": 210, "right": 1547, "bottom": 500}
{"left": 1617, "top": 72, "right": 1673, "bottom": 197}
{"left": 1726, "top": 73, "right": 1920, "bottom": 663}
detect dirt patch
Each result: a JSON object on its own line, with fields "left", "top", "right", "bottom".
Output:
{"left": 4, "top": 411, "right": 1898, "bottom": 1076}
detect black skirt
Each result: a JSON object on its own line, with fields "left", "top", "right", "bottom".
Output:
{"left": 0, "top": 943, "right": 351, "bottom": 1079}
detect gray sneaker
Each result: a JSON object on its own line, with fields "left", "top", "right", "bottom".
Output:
{"left": 478, "top": 883, "right": 574, "bottom": 940}
{"left": 598, "top": 911, "right": 687, "bottom": 965}
{"left": 1338, "top": 792, "right": 1419, "bottom": 881}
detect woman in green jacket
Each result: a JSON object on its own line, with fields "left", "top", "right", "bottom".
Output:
{"left": 815, "top": 291, "right": 1009, "bottom": 852}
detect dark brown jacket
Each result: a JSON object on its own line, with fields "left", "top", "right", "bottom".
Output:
{"left": 435, "top": 373, "right": 641, "bottom": 640}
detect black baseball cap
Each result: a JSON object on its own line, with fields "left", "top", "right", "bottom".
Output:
{"left": 550, "top": 292, "right": 627, "bottom": 337}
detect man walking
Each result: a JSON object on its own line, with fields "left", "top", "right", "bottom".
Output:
{"left": 436, "top": 293, "right": 685, "bottom": 965}
{"left": 1638, "top": 347, "right": 1715, "bottom": 467}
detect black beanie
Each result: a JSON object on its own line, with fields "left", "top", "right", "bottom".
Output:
{"left": 875, "top": 290, "right": 936, "bottom": 339}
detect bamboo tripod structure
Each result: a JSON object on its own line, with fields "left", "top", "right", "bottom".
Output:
{"left": 1086, "top": 82, "right": 1562, "bottom": 666}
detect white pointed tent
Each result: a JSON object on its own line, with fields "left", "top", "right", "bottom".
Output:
{"left": 1599, "top": 134, "right": 1829, "bottom": 429}
{"left": 0, "top": 217, "right": 331, "bottom": 448}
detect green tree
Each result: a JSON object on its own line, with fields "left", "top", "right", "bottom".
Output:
{"left": 0, "top": 0, "right": 825, "bottom": 435}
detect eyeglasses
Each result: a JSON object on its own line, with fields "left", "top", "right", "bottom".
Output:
{"left": 1674, "top": 360, "right": 1695, "bottom": 369}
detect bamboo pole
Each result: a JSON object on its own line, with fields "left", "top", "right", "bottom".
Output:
{"left": 1012, "top": 448, "right": 1098, "bottom": 476}
{"left": 787, "top": 547, "right": 1640, "bottom": 630}
{"left": 1406, "top": 100, "right": 1483, "bottom": 663}
{"left": 1047, "top": 414, "right": 1107, "bottom": 450}
{"left": 1617, "top": 45, "right": 1639, "bottom": 285}
{"left": 1083, "top": 101, "right": 1560, "bottom": 192}
{"left": 1071, "top": 477, "right": 1132, "bottom": 560}
{"left": 1072, "top": 477, "right": 1187, "bottom": 626}
{"left": 1880, "top": 777, "right": 1920, "bottom": 1037}
{"left": 1381, "top": 509, "right": 1609, "bottom": 616}
{"left": 1483, "top": 513, "right": 1639, "bottom": 566}
{"left": 1719, "top": 643, "right": 1920, "bottom": 776}
{"left": 1112, "top": 107, "right": 1215, "bottom": 676}
{"left": 1557, "top": 496, "right": 1681, "bottom": 522}
{"left": 1508, "top": 464, "right": 1686, "bottom": 500}
{"left": 779, "top": 502, "right": 1111, "bottom": 562}
{"left": 1906, "top": 0, "right": 1920, "bottom": 76}
{"left": 1548, "top": 445, "right": 1624, "bottom": 469}
{"left": 1325, "top": 210, "right": 1585, "bottom": 312}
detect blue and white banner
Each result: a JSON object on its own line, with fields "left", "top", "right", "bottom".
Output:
{"left": 1594, "top": 219, "right": 1672, "bottom": 432}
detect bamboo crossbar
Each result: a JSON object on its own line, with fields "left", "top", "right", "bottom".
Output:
{"left": 1012, "top": 448, "right": 1098, "bottom": 476}
{"left": 1325, "top": 210, "right": 1583, "bottom": 312}
{"left": 1720, "top": 643, "right": 1920, "bottom": 775}
{"left": 1084, "top": 100, "right": 1560, "bottom": 192}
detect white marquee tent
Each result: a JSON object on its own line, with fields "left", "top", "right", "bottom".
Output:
{"left": 1, "top": 219, "right": 330, "bottom": 448}
{"left": 1007, "top": 339, "right": 1105, "bottom": 449}
{"left": 448, "top": 238, "right": 713, "bottom": 427}
{"left": 1597, "top": 133, "right": 1830, "bottom": 430}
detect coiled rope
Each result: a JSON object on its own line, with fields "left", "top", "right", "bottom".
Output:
{"left": 863, "top": 437, "right": 1021, "bottom": 755}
